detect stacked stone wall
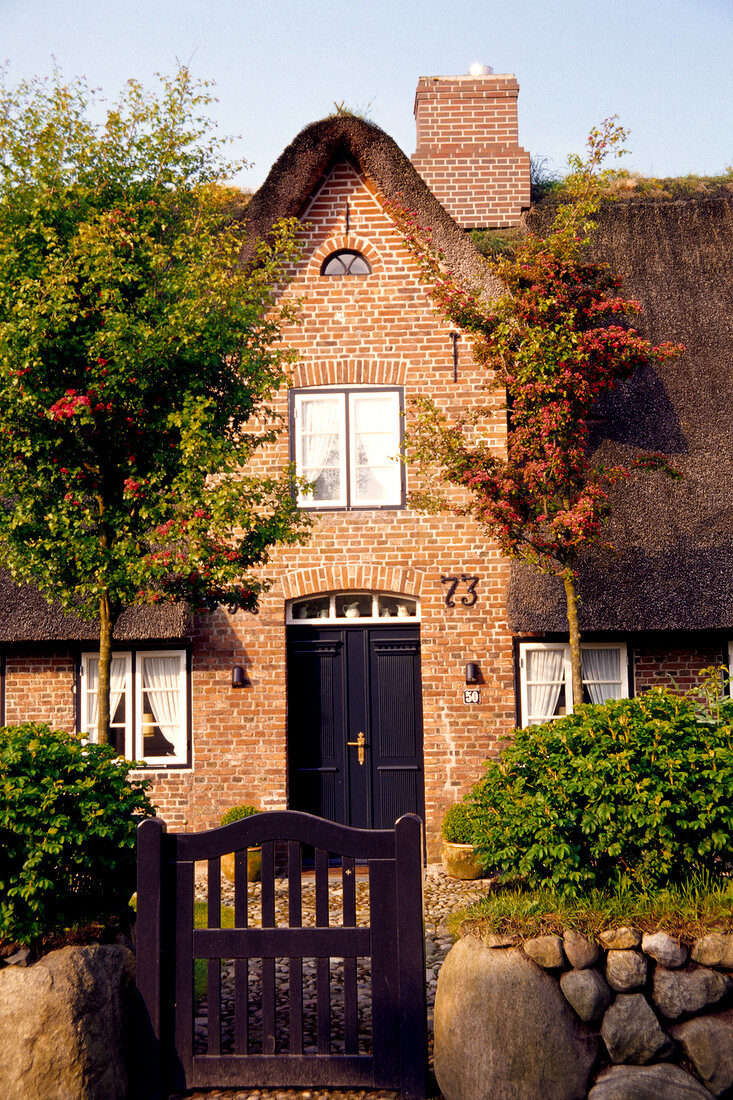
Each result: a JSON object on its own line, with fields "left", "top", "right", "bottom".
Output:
{"left": 436, "top": 929, "right": 733, "bottom": 1099}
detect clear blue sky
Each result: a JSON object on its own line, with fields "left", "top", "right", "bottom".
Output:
{"left": 3, "top": 0, "right": 732, "bottom": 190}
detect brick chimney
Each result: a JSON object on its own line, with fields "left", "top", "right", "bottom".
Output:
{"left": 411, "top": 71, "right": 531, "bottom": 229}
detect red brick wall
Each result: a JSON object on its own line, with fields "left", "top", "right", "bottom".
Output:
{"left": 411, "top": 74, "right": 530, "bottom": 229}
{"left": 5, "top": 650, "right": 76, "bottom": 731}
{"left": 634, "top": 642, "right": 726, "bottom": 693}
{"left": 7, "top": 160, "right": 720, "bottom": 860}
{"left": 145, "top": 159, "right": 517, "bottom": 855}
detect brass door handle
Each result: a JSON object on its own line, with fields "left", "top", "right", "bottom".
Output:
{"left": 346, "top": 731, "right": 366, "bottom": 765}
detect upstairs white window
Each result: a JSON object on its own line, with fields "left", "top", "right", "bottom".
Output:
{"left": 292, "top": 388, "right": 403, "bottom": 509}
{"left": 519, "top": 642, "right": 629, "bottom": 726}
{"left": 81, "top": 649, "right": 188, "bottom": 766}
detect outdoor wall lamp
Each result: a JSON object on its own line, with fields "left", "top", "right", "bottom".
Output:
{"left": 465, "top": 662, "right": 480, "bottom": 685}
{"left": 231, "top": 665, "right": 248, "bottom": 688}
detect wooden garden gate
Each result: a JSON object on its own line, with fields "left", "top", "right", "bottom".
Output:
{"left": 136, "top": 810, "right": 427, "bottom": 1099}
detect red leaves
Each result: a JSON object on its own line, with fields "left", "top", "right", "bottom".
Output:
{"left": 48, "top": 390, "right": 92, "bottom": 420}
{"left": 391, "top": 187, "right": 684, "bottom": 575}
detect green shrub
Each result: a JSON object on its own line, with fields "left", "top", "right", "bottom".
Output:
{"left": 441, "top": 800, "right": 476, "bottom": 844}
{"left": 468, "top": 688, "right": 733, "bottom": 896}
{"left": 0, "top": 723, "right": 154, "bottom": 946}
{"left": 220, "top": 803, "right": 259, "bottom": 827}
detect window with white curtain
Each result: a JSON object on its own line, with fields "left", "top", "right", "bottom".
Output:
{"left": 81, "top": 649, "right": 188, "bottom": 766}
{"left": 518, "top": 642, "right": 629, "bottom": 726}
{"left": 292, "top": 388, "right": 403, "bottom": 508}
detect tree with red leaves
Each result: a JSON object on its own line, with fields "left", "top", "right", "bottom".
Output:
{"left": 391, "top": 120, "right": 682, "bottom": 707}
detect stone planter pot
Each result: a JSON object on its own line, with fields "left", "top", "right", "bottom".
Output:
{"left": 221, "top": 848, "right": 262, "bottom": 883}
{"left": 442, "top": 841, "right": 484, "bottom": 880}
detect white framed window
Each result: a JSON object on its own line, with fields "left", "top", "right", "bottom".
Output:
{"left": 286, "top": 592, "right": 420, "bottom": 624}
{"left": 292, "top": 388, "right": 403, "bottom": 509}
{"left": 81, "top": 649, "right": 188, "bottom": 766}
{"left": 519, "top": 642, "right": 629, "bottom": 726}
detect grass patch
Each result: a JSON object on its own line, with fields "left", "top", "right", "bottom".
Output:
{"left": 450, "top": 875, "right": 733, "bottom": 945}
{"left": 471, "top": 227, "right": 522, "bottom": 259}
{"left": 194, "top": 901, "right": 235, "bottom": 1001}
{"left": 535, "top": 169, "right": 733, "bottom": 208}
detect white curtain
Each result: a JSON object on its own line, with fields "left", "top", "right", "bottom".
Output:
{"left": 351, "top": 395, "right": 398, "bottom": 501}
{"left": 526, "top": 648, "right": 564, "bottom": 723}
{"left": 299, "top": 396, "right": 342, "bottom": 499}
{"left": 582, "top": 648, "right": 621, "bottom": 704}
{"left": 142, "top": 656, "right": 181, "bottom": 738}
{"left": 86, "top": 657, "right": 127, "bottom": 733}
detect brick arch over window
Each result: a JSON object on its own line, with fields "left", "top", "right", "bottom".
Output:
{"left": 291, "top": 358, "right": 406, "bottom": 389}
{"left": 308, "top": 235, "right": 381, "bottom": 279}
{"left": 280, "top": 565, "right": 424, "bottom": 602}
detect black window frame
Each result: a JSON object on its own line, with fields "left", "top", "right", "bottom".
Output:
{"left": 320, "top": 249, "right": 372, "bottom": 277}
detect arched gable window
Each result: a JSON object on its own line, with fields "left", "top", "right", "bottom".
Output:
{"left": 320, "top": 249, "right": 372, "bottom": 277}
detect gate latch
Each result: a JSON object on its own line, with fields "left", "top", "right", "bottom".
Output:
{"left": 347, "top": 731, "right": 366, "bottom": 765}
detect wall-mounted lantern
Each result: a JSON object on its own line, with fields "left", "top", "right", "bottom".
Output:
{"left": 465, "top": 662, "right": 480, "bottom": 685}
{"left": 232, "top": 665, "right": 248, "bottom": 688}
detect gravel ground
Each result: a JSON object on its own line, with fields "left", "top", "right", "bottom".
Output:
{"left": 169, "top": 863, "right": 494, "bottom": 1100}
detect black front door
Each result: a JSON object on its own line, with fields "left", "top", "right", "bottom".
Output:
{"left": 287, "top": 624, "right": 424, "bottom": 829}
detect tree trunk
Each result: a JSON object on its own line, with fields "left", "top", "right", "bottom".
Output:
{"left": 96, "top": 594, "right": 113, "bottom": 746}
{"left": 563, "top": 569, "right": 583, "bottom": 710}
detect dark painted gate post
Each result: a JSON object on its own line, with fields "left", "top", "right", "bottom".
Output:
{"left": 136, "top": 816, "right": 166, "bottom": 1100}
{"left": 395, "top": 814, "right": 428, "bottom": 1100}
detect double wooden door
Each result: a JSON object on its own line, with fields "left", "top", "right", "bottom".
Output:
{"left": 287, "top": 624, "right": 424, "bottom": 830}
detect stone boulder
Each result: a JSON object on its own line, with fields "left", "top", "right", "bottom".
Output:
{"left": 0, "top": 944, "right": 135, "bottom": 1100}
{"left": 606, "top": 949, "right": 647, "bottom": 991}
{"left": 563, "top": 930, "right": 599, "bottom": 970}
{"left": 560, "top": 967, "right": 612, "bottom": 1023}
{"left": 652, "top": 965, "right": 733, "bottom": 1019}
{"left": 434, "top": 937, "right": 597, "bottom": 1100}
{"left": 691, "top": 933, "right": 733, "bottom": 969}
{"left": 599, "top": 927, "right": 641, "bottom": 950}
{"left": 670, "top": 1009, "right": 733, "bottom": 1097}
{"left": 524, "top": 934, "right": 565, "bottom": 969}
{"left": 641, "top": 931, "right": 688, "bottom": 969}
{"left": 589, "top": 1063, "right": 715, "bottom": 1099}
{"left": 600, "top": 993, "right": 674, "bottom": 1064}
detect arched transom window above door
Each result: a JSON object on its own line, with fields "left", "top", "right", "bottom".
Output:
{"left": 287, "top": 592, "right": 419, "bottom": 624}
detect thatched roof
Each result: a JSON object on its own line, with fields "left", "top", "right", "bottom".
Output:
{"left": 0, "top": 575, "right": 192, "bottom": 644}
{"left": 242, "top": 114, "right": 502, "bottom": 295}
{"left": 508, "top": 194, "right": 733, "bottom": 633}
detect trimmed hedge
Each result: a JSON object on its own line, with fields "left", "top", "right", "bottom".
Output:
{"left": 0, "top": 723, "right": 154, "bottom": 945}
{"left": 468, "top": 688, "right": 733, "bottom": 895}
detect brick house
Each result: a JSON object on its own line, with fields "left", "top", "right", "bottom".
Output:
{"left": 2, "top": 71, "right": 732, "bottom": 857}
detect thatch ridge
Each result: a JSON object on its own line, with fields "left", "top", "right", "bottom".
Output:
{"left": 509, "top": 193, "right": 733, "bottom": 633}
{"left": 242, "top": 114, "right": 501, "bottom": 295}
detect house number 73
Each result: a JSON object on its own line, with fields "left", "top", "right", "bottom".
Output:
{"left": 441, "top": 574, "right": 479, "bottom": 608}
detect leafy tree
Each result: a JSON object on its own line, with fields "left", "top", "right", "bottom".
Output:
{"left": 390, "top": 120, "right": 682, "bottom": 706}
{"left": 0, "top": 66, "right": 309, "bottom": 745}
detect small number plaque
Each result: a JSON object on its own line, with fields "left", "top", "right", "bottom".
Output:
{"left": 463, "top": 689, "right": 481, "bottom": 705}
